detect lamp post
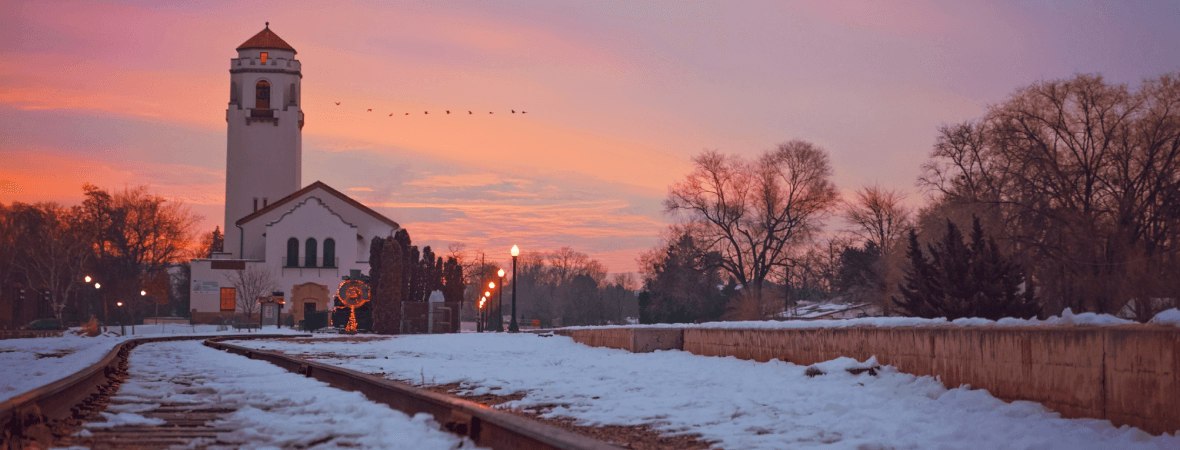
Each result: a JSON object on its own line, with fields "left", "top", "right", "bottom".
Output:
{"left": 495, "top": 268, "right": 505, "bottom": 332}
{"left": 116, "top": 301, "right": 124, "bottom": 335}
{"left": 141, "top": 290, "right": 148, "bottom": 335}
{"left": 487, "top": 281, "right": 498, "bottom": 332}
{"left": 509, "top": 245, "right": 519, "bottom": 332}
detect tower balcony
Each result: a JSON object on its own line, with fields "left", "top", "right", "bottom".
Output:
{"left": 246, "top": 108, "right": 278, "bottom": 126}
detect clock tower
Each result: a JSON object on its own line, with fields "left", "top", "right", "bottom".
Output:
{"left": 223, "top": 23, "right": 303, "bottom": 257}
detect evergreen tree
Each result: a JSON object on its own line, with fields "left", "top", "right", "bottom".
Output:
{"left": 894, "top": 217, "right": 1040, "bottom": 320}
{"left": 373, "top": 238, "right": 403, "bottom": 334}
{"left": 833, "top": 241, "right": 881, "bottom": 302}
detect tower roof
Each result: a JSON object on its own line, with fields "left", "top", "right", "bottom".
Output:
{"left": 237, "top": 24, "right": 296, "bottom": 54}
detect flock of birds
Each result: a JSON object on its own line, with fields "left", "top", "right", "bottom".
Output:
{"left": 334, "top": 102, "right": 527, "bottom": 115}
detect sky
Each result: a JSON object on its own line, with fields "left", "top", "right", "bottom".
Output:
{"left": 2, "top": 0, "right": 1178, "bottom": 273}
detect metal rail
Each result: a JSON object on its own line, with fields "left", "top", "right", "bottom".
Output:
{"left": 205, "top": 338, "right": 622, "bottom": 450}
{"left": 0, "top": 334, "right": 303, "bottom": 447}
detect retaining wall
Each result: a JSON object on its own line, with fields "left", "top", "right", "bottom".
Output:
{"left": 555, "top": 326, "right": 1180, "bottom": 435}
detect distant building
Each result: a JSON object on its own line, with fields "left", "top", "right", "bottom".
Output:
{"left": 189, "top": 26, "right": 398, "bottom": 325}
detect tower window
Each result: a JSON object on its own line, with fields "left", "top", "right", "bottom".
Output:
{"left": 260, "top": 52, "right": 268, "bottom": 64}
{"left": 263, "top": 198, "right": 268, "bottom": 208}
{"left": 256, "top": 80, "right": 270, "bottom": 110}
{"left": 253, "top": 198, "right": 258, "bottom": 212}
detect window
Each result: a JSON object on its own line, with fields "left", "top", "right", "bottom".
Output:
{"left": 263, "top": 197, "right": 268, "bottom": 208}
{"left": 305, "top": 238, "right": 317, "bottom": 267}
{"left": 256, "top": 80, "right": 270, "bottom": 110}
{"left": 253, "top": 197, "right": 258, "bottom": 212}
{"left": 286, "top": 238, "right": 299, "bottom": 267}
{"left": 220, "top": 287, "right": 236, "bottom": 311}
{"left": 323, "top": 238, "right": 336, "bottom": 267}
{"left": 260, "top": 52, "right": 268, "bottom": 64}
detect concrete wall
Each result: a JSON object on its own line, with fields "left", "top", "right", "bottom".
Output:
{"left": 557, "top": 325, "right": 1180, "bottom": 435}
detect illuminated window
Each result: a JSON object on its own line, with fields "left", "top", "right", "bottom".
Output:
{"left": 260, "top": 52, "right": 268, "bottom": 64}
{"left": 220, "top": 287, "right": 236, "bottom": 311}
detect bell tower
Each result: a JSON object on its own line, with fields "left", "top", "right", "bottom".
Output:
{"left": 223, "top": 23, "right": 303, "bottom": 257}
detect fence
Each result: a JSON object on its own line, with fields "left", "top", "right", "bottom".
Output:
{"left": 556, "top": 325, "right": 1180, "bottom": 435}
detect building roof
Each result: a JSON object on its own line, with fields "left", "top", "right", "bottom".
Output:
{"left": 237, "top": 25, "right": 297, "bottom": 54}
{"left": 235, "top": 181, "right": 398, "bottom": 229}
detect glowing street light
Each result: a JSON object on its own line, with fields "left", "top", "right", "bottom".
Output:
{"left": 94, "top": 283, "right": 100, "bottom": 289}
{"left": 509, "top": 245, "right": 520, "bottom": 332}
{"left": 140, "top": 290, "right": 147, "bottom": 296}
{"left": 84, "top": 275, "right": 91, "bottom": 283}
{"left": 494, "top": 268, "right": 506, "bottom": 332}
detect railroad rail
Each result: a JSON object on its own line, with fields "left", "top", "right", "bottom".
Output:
{"left": 1, "top": 334, "right": 621, "bottom": 450}
{"left": 205, "top": 338, "right": 620, "bottom": 450}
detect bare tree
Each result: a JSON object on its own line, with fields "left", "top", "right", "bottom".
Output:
{"left": 842, "top": 185, "right": 913, "bottom": 254}
{"left": 919, "top": 73, "right": 1180, "bottom": 317}
{"left": 666, "top": 141, "right": 838, "bottom": 308}
{"left": 223, "top": 265, "right": 277, "bottom": 323}
{"left": 13, "top": 203, "right": 91, "bottom": 323}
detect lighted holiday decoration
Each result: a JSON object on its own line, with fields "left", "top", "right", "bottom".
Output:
{"left": 336, "top": 279, "right": 370, "bottom": 333}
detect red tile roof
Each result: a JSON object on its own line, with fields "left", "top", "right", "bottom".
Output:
{"left": 234, "top": 181, "right": 398, "bottom": 229}
{"left": 237, "top": 26, "right": 296, "bottom": 54}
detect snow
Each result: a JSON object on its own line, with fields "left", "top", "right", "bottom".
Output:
{"left": 563, "top": 307, "right": 1143, "bottom": 330}
{"left": 97, "top": 340, "right": 480, "bottom": 449}
{"left": 232, "top": 333, "right": 1178, "bottom": 449}
{"left": 0, "top": 325, "right": 304, "bottom": 403}
{"left": 1149, "top": 308, "right": 1180, "bottom": 326}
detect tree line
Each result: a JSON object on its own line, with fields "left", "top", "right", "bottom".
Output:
{"left": 0, "top": 184, "right": 198, "bottom": 328}
{"left": 642, "top": 72, "right": 1180, "bottom": 323}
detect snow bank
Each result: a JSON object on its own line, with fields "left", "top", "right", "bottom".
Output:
{"left": 233, "top": 333, "right": 1178, "bottom": 449}
{"left": 1149, "top": 309, "right": 1180, "bottom": 327}
{"left": 563, "top": 307, "right": 1145, "bottom": 331}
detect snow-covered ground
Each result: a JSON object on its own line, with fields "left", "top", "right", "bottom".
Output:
{"left": 232, "top": 333, "right": 1178, "bottom": 450}
{"left": 567, "top": 307, "right": 1180, "bottom": 330}
{"left": 0, "top": 325, "right": 304, "bottom": 403}
{"left": 82, "top": 340, "right": 478, "bottom": 449}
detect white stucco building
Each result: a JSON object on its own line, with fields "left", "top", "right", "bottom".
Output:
{"left": 189, "top": 26, "right": 398, "bottom": 324}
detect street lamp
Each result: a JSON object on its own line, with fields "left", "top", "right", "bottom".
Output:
{"left": 117, "top": 301, "right": 125, "bottom": 335}
{"left": 509, "top": 245, "right": 519, "bottom": 332}
{"left": 494, "top": 268, "right": 505, "bottom": 332}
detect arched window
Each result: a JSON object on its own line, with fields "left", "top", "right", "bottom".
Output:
{"left": 323, "top": 238, "right": 336, "bottom": 267}
{"left": 305, "top": 238, "right": 317, "bottom": 267}
{"left": 256, "top": 80, "right": 270, "bottom": 110}
{"left": 286, "top": 238, "right": 299, "bottom": 267}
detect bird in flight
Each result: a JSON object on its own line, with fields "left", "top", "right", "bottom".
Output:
{"left": 389, "top": 113, "right": 393, "bottom": 116}
{"left": 367, "top": 109, "right": 372, "bottom": 112}
{"left": 522, "top": 111, "right": 528, "bottom": 114}
{"left": 512, "top": 109, "right": 516, "bottom": 113}
{"left": 468, "top": 111, "right": 473, "bottom": 114}
{"left": 405, "top": 113, "right": 409, "bottom": 115}
{"left": 335, "top": 102, "right": 340, "bottom": 105}
{"left": 446, "top": 110, "right": 450, "bottom": 114}
{"left": 489, "top": 111, "right": 493, "bottom": 114}
{"left": 425, "top": 111, "right": 429, "bottom": 114}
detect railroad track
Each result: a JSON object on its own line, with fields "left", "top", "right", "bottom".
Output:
{"left": 0, "top": 334, "right": 620, "bottom": 450}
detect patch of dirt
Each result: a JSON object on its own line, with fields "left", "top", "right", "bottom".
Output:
{"left": 421, "top": 382, "right": 717, "bottom": 450}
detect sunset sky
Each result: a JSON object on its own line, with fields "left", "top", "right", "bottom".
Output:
{"left": 2, "top": 1, "right": 1178, "bottom": 273}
